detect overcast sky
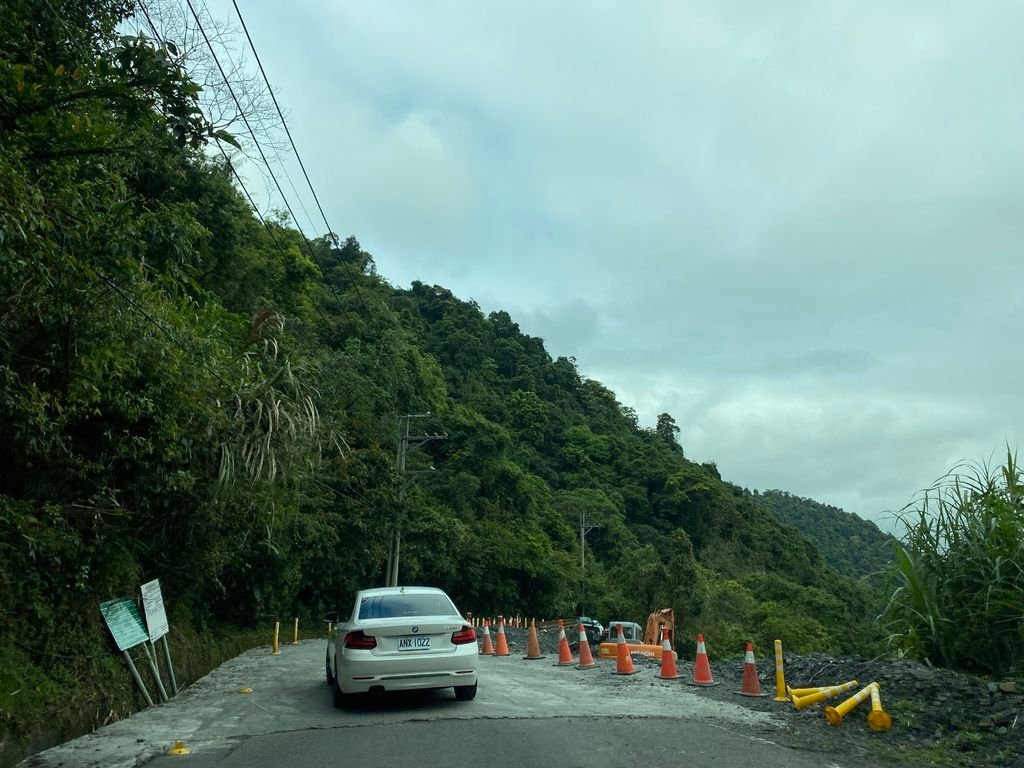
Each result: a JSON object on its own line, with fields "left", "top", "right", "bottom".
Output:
{"left": 204, "top": 0, "right": 1023, "bottom": 532}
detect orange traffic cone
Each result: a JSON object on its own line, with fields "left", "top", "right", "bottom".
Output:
{"left": 576, "top": 623, "right": 598, "bottom": 670}
{"left": 523, "top": 619, "right": 546, "bottom": 660}
{"left": 691, "top": 633, "right": 717, "bottom": 686}
{"left": 479, "top": 620, "right": 494, "bottom": 655}
{"left": 613, "top": 623, "right": 638, "bottom": 676}
{"left": 656, "top": 627, "right": 679, "bottom": 680}
{"left": 555, "top": 619, "right": 575, "bottom": 666}
{"left": 494, "top": 615, "right": 510, "bottom": 656}
{"left": 738, "top": 642, "right": 768, "bottom": 697}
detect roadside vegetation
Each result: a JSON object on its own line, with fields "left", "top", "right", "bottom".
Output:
{"left": 883, "top": 451, "right": 1023, "bottom": 675}
{"left": 0, "top": 2, "right": 1018, "bottom": 766}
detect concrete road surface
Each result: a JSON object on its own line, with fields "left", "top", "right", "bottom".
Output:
{"left": 21, "top": 641, "right": 847, "bottom": 768}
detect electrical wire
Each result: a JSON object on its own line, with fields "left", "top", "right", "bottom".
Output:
{"left": 227, "top": 0, "right": 371, "bottom": 314}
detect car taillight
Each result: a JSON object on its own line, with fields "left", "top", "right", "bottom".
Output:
{"left": 344, "top": 631, "right": 377, "bottom": 649}
{"left": 451, "top": 626, "right": 476, "bottom": 645}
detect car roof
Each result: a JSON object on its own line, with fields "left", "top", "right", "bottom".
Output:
{"left": 355, "top": 586, "right": 448, "bottom": 597}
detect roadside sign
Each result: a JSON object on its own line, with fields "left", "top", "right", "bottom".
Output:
{"left": 99, "top": 598, "right": 150, "bottom": 651}
{"left": 140, "top": 579, "right": 169, "bottom": 641}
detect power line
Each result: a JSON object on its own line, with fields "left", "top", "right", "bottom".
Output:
{"left": 227, "top": 0, "right": 371, "bottom": 313}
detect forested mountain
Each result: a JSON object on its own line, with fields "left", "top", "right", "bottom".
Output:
{"left": 751, "top": 490, "right": 895, "bottom": 578}
{"left": 0, "top": 0, "right": 883, "bottom": 759}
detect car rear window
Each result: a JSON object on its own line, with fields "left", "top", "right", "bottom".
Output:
{"left": 358, "top": 593, "right": 458, "bottom": 620}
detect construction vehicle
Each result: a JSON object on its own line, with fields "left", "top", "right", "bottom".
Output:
{"left": 643, "top": 608, "right": 674, "bottom": 647}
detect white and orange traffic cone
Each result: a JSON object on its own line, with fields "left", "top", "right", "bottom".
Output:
{"left": 613, "top": 623, "right": 638, "bottom": 676}
{"left": 656, "top": 627, "right": 679, "bottom": 680}
{"left": 494, "top": 615, "right": 510, "bottom": 657}
{"left": 691, "top": 633, "right": 717, "bottom": 686}
{"left": 738, "top": 642, "right": 768, "bottom": 697}
{"left": 523, "top": 619, "right": 546, "bottom": 660}
{"left": 479, "top": 620, "right": 494, "bottom": 655}
{"left": 576, "top": 623, "right": 598, "bottom": 670}
{"left": 555, "top": 619, "right": 575, "bottom": 666}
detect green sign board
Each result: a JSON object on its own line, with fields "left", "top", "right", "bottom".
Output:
{"left": 100, "top": 598, "right": 150, "bottom": 651}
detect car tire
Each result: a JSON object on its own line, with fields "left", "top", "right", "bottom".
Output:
{"left": 325, "top": 653, "right": 335, "bottom": 685}
{"left": 454, "top": 682, "right": 477, "bottom": 701}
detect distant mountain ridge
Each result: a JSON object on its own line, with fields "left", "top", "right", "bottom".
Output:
{"left": 750, "top": 490, "right": 895, "bottom": 578}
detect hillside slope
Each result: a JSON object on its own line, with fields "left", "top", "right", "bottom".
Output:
{"left": 751, "top": 490, "right": 894, "bottom": 578}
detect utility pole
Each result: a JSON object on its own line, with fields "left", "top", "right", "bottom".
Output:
{"left": 579, "top": 509, "right": 600, "bottom": 613}
{"left": 385, "top": 412, "right": 446, "bottom": 587}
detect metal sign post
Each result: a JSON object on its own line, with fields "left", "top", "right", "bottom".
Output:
{"left": 140, "top": 579, "right": 178, "bottom": 695}
{"left": 100, "top": 598, "right": 156, "bottom": 707}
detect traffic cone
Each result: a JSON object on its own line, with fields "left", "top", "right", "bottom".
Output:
{"left": 555, "top": 619, "right": 575, "bottom": 666}
{"left": 523, "top": 619, "right": 546, "bottom": 660}
{"left": 867, "top": 683, "right": 892, "bottom": 732}
{"left": 612, "top": 623, "right": 638, "bottom": 676}
{"left": 737, "top": 642, "right": 768, "bottom": 697}
{"left": 792, "top": 680, "right": 859, "bottom": 711}
{"left": 576, "top": 623, "right": 598, "bottom": 670}
{"left": 479, "top": 620, "right": 495, "bottom": 655}
{"left": 494, "top": 615, "right": 510, "bottom": 656}
{"left": 824, "top": 682, "right": 875, "bottom": 726}
{"left": 656, "top": 627, "right": 679, "bottom": 680}
{"left": 691, "top": 634, "right": 717, "bottom": 686}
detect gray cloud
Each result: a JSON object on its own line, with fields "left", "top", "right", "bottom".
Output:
{"left": 224, "top": 0, "right": 1024, "bottom": 530}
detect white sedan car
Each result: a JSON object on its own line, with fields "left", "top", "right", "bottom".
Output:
{"left": 326, "top": 586, "right": 478, "bottom": 705}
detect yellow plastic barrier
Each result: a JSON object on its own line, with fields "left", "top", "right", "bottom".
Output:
{"left": 792, "top": 680, "right": 859, "bottom": 711}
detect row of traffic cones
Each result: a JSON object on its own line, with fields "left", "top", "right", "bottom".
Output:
{"left": 479, "top": 619, "right": 892, "bottom": 731}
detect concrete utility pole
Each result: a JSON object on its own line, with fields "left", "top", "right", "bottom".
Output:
{"left": 579, "top": 510, "right": 601, "bottom": 610}
{"left": 385, "top": 412, "right": 447, "bottom": 587}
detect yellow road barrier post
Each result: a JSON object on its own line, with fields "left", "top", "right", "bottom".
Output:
{"left": 792, "top": 680, "right": 859, "bottom": 710}
{"left": 824, "top": 682, "right": 876, "bottom": 726}
{"left": 272, "top": 621, "right": 281, "bottom": 655}
{"left": 867, "top": 683, "right": 892, "bottom": 731}
{"left": 292, "top": 617, "right": 299, "bottom": 645}
{"left": 773, "top": 640, "right": 787, "bottom": 702}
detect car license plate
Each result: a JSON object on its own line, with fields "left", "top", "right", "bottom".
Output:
{"left": 398, "top": 635, "right": 430, "bottom": 651}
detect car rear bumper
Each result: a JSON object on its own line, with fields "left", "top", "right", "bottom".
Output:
{"left": 338, "top": 650, "right": 477, "bottom": 694}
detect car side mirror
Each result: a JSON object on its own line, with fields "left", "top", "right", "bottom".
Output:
{"left": 323, "top": 612, "right": 340, "bottom": 625}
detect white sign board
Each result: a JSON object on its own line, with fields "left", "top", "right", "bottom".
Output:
{"left": 140, "top": 579, "right": 169, "bottom": 641}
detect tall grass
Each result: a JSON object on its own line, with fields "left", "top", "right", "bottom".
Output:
{"left": 883, "top": 450, "right": 1024, "bottom": 675}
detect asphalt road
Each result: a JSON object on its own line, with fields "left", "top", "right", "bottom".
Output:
{"left": 23, "top": 641, "right": 847, "bottom": 768}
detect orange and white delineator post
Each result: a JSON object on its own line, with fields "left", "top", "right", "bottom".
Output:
{"left": 867, "top": 683, "right": 892, "bottom": 731}
{"left": 792, "top": 680, "right": 859, "bottom": 711}
{"left": 555, "top": 620, "right": 575, "bottom": 666}
{"left": 655, "top": 626, "right": 680, "bottom": 680}
{"left": 494, "top": 615, "right": 510, "bottom": 656}
{"left": 824, "top": 682, "right": 876, "bottom": 726}
{"left": 773, "top": 640, "right": 788, "bottom": 701}
{"left": 576, "top": 624, "right": 598, "bottom": 670}
{"left": 479, "top": 620, "right": 495, "bottom": 655}
{"left": 612, "top": 623, "right": 638, "bottom": 676}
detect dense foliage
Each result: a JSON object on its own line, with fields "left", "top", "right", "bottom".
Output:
{"left": 883, "top": 452, "right": 1024, "bottom": 675}
{"left": 752, "top": 490, "right": 895, "bottom": 578}
{"left": 1, "top": 1, "right": 887, "bottom": 759}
